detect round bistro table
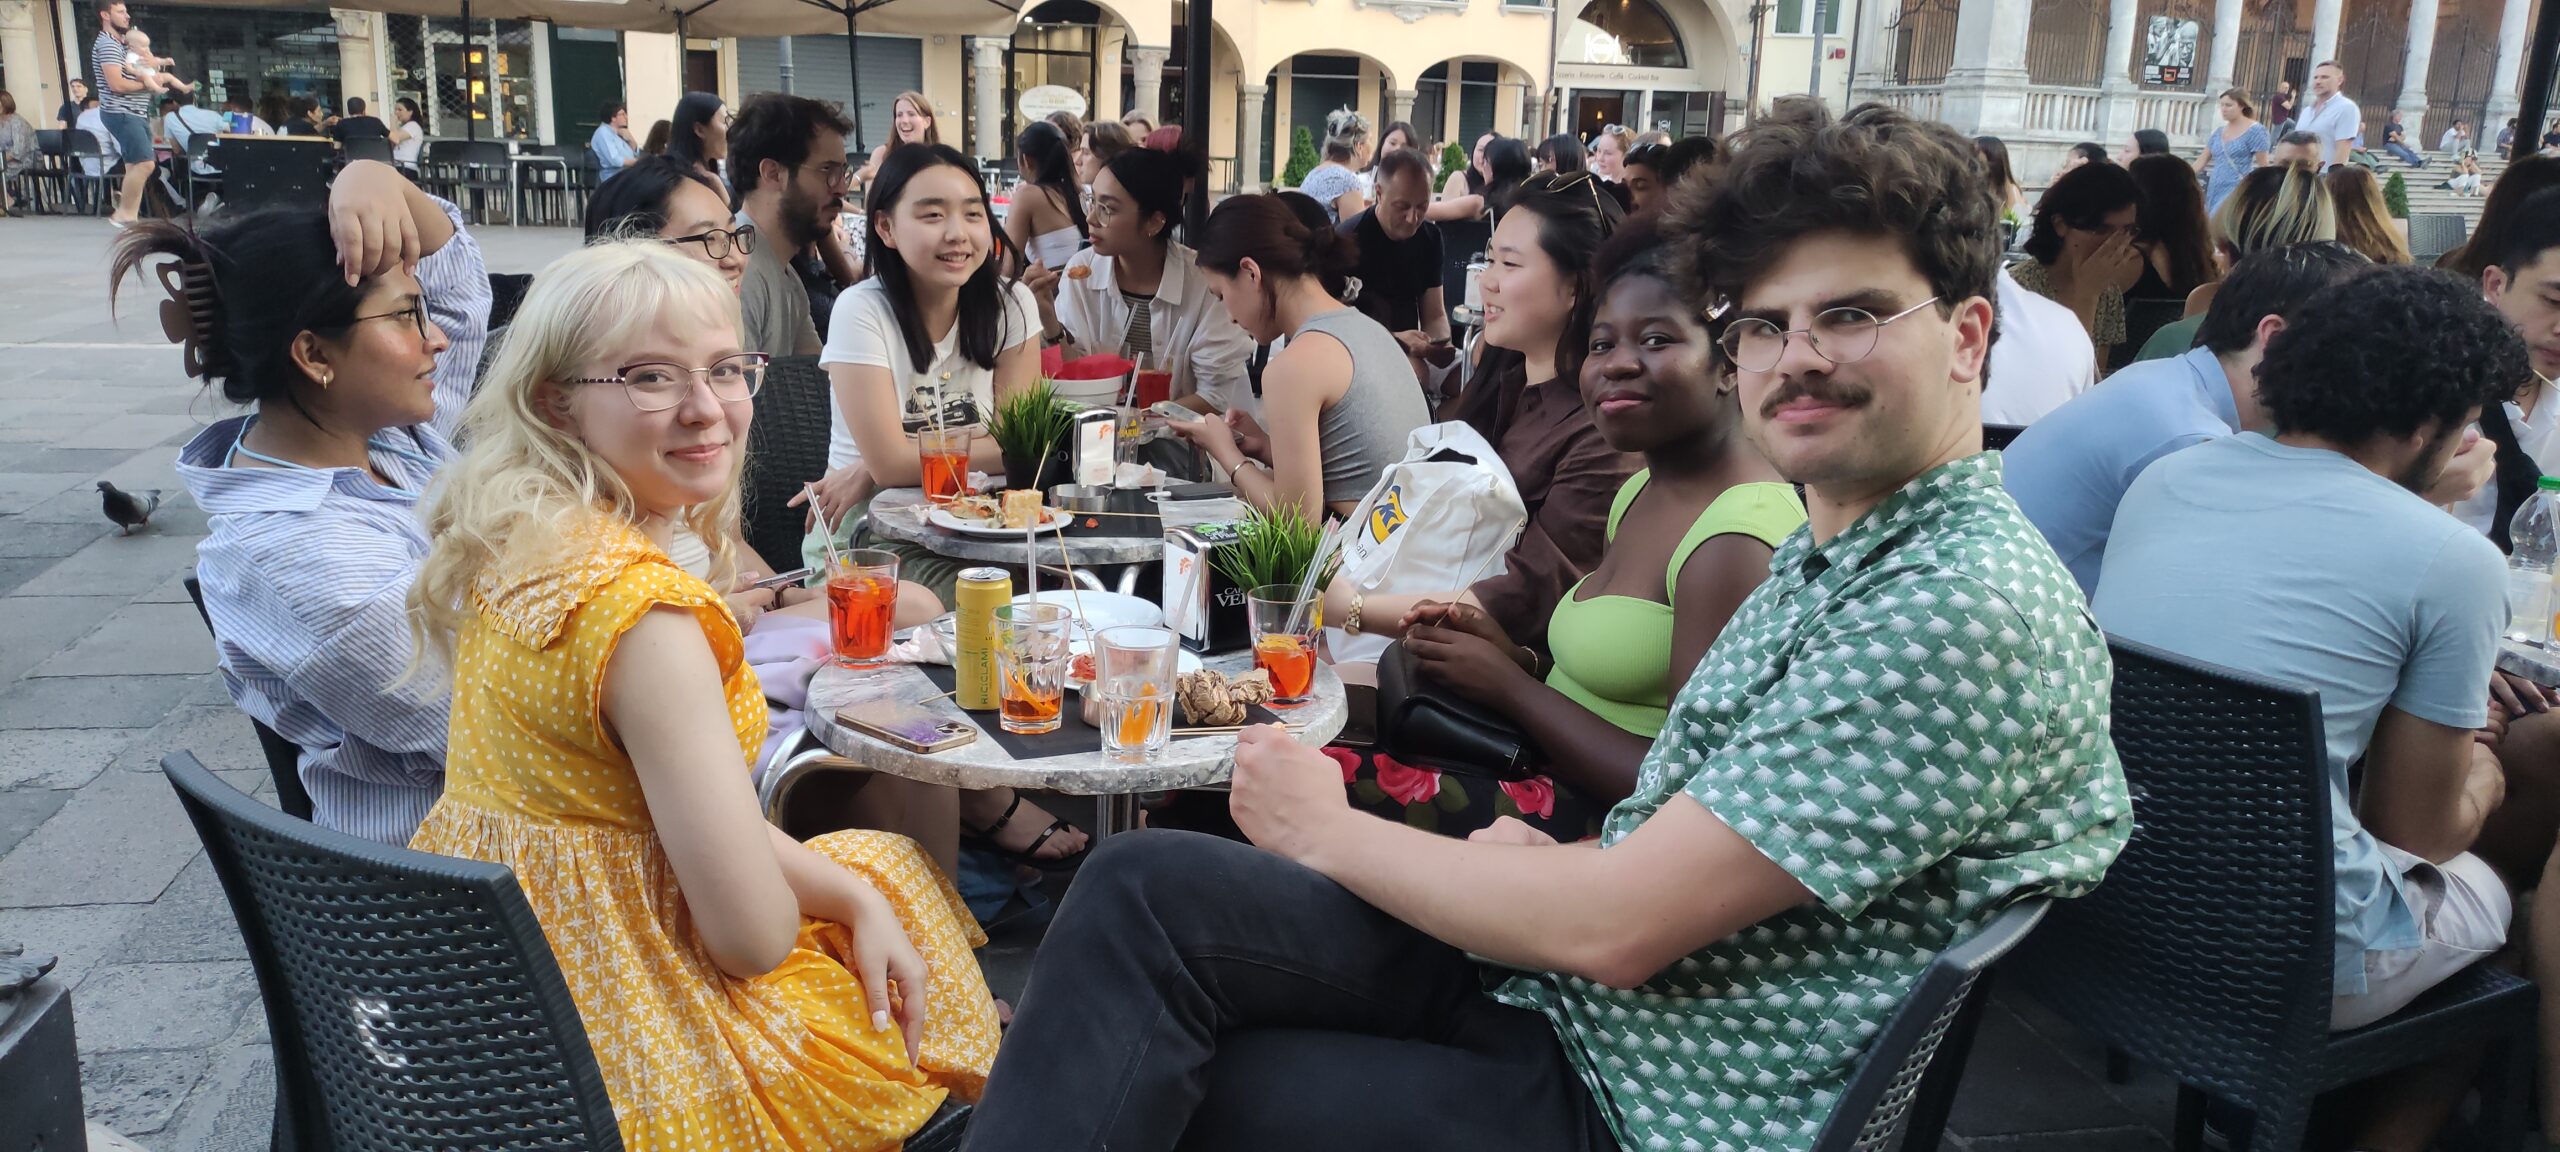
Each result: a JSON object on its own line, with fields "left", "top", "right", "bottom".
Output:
{"left": 864, "top": 488, "right": 1163, "bottom": 594}
{"left": 802, "top": 649, "right": 1347, "bottom": 836}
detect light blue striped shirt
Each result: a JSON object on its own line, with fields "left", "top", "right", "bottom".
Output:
{"left": 172, "top": 200, "right": 487, "bottom": 843}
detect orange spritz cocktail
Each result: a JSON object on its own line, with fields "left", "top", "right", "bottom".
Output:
{"left": 920, "top": 428, "right": 972, "bottom": 503}
{"left": 1253, "top": 634, "right": 1317, "bottom": 703}
{"left": 826, "top": 557, "right": 899, "bottom": 667}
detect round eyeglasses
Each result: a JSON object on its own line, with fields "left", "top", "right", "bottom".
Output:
{"left": 1715, "top": 297, "right": 1942, "bottom": 374}
{"left": 667, "top": 224, "right": 756, "bottom": 261}
{"left": 566, "top": 353, "right": 770, "bottom": 412}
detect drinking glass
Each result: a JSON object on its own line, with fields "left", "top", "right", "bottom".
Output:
{"left": 1246, "top": 584, "right": 1322, "bottom": 706}
{"left": 1130, "top": 351, "right": 1173, "bottom": 409}
{"left": 994, "top": 602, "right": 1075, "bottom": 734}
{"left": 919, "top": 427, "right": 973, "bottom": 504}
{"left": 1094, "top": 625, "right": 1179, "bottom": 762}
{"left": 825, "top": 549, "right": 899, "bottom": 667}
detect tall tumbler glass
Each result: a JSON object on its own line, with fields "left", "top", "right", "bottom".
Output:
{"left": 826, "top": 549, "right": 900, "bottom": 667}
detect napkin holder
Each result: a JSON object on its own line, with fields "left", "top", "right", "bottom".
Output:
{"left": 1164, "top": 523, "right": 1250, "bottom": 655}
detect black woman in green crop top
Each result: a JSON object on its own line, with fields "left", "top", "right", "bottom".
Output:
{"left": 1343, "top": 218, "right": 1804, "bottom": 837}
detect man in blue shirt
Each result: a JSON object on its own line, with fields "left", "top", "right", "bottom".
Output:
{"left": 2095, "top": 263, "right": 2531, "bottom": 1147}
{"left": 2298, "top": 60, "right": 2363, "bottom": 168}
{"left": 589, "top": 100, "right": 638, "bottom": 182}
{"left": 2004, "top": 242, "right": 2368, "bottom": 595}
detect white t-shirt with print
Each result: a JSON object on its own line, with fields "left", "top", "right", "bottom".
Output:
{"left": 820, "top": 276, "right": 1039, "bottom": 474}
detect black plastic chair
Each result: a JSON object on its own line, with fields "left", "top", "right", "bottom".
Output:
{"left": 162, "top": 751, "right": 625, "bottom": 1151}
{"left": 418, "top": 139, "right": 467, "bottom": 203}
{"left": 1809, "top": 898, "right": 2051, "bottom": 1152}
{"left": 1982, "top": 423, "right": 2027, "bottom": 451}
{"left": 17, "top": 128, "right": 73, "bottom": 213}
{"left": 2009, "top": 637, "right": 2536, "bottom": 1152}
{"left": 342, "top": 135, "right": 396, "bottom": 166}
{"left": 179, "top": 132, "right": 222, "bottom": 207}
{"left": 742, "top": 355, "right": 835, "bottom": 575}
{"left": 218, "top": 137, "right": 335, "bottom": 214}
{"left": 456, "top": 140, "right": 512, "bottom": 225}
{"left": 64, "top": 130, "right": 115, "bottom": 215}
{"left": 181, "top": 575, "right": 317, "bottom": 822}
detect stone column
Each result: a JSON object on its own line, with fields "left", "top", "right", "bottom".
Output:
{"left": 1239, "top": 82, "right": 1268, "bottom": 191}
{"left": 1941, "top": 0, "right": 2034, "bottom": 138}
{"left": 2309, "top": 0, "right": 2343, "bottom": 76}
{"left": 970, "top": 37, "right": 1005, "bottom": 160}
{"left": 1854, "top": 0, "right": 1899, "bottom": 94}
{"left": 2484, "top": 0, "right": 2531, "bottom": 130}
{"left": 2206, "top": 0, "right": 2244, "bottom": 94}
{"left": 0, "top": 1, "right": 45, "bottom": 124}
{"left": 1128, "top": 45, "right": 1168, "bottom": 125}
{"left": 1388, "top": 87, "right": 1416, "bottom": 129}
{"left": 2394, "top": 0, "right": 2438, "bottom": 129}
{"left": 332, "top": 10, "right": 381, "bottom": 113}
{"left": 2096, "top": 0, "right": 2144, "bottom": 141}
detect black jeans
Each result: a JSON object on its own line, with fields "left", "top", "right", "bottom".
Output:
{"left": 963, "top": 830, "right": 1617, "bottom": 1152}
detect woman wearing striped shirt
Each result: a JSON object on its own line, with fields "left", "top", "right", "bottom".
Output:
{"left": 126, "top": 159, "right": 489, "bottom": 845}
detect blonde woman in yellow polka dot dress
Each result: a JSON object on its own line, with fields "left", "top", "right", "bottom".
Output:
{"left": 406, "top": 240, "right": 999, "bottom": 1151}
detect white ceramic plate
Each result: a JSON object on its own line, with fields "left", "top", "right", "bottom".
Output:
{"left": 928, "top": 506, "right": 1070, "bottom": 536}
{"left": 1011, "top": 590, "right": 1163, "bottom": 631}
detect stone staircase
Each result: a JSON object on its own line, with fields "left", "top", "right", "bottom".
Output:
{"left": 2367, "top": 147, "right": 2512, "bottom": 240}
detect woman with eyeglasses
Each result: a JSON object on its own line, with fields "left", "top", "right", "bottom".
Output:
{"left": 584, "top": 153, "right": 822, "bottom": 628}
{"left": 405, "top": 241, "right": 1000, "bottom": 1152}
{"left": 128, "top": 159, "right": 491, "bottom": 846}
{"left": 1325, "top": 173, "right": 1636, "bottom": 655}
{"left": 1358, "top": 217, "right": 1801, "bottom": 838}
{"left": 2012, "top": 160, "right": 2146, "bottom": 364}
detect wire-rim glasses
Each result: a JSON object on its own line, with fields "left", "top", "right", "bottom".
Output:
{"left": 1716, "top": 297, "right": 1942, "bottom": 374}
{"left": 337, "top": 298, "right": 436, "bottom": 344}
{"left": 566, "top": 353, "right": 770, "bottom": 412}
{"left": 666, "top": 224, "right": 756, "bottom": 261}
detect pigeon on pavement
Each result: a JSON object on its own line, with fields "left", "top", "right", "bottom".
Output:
{"left": 98, "top": 481, "right": 162, "bottom": 535}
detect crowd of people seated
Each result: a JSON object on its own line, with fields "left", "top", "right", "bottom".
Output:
{"left": 118, "top": 71, "right": 2560, "bottom": 1152}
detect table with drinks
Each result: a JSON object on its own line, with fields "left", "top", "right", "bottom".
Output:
{"left": 801, "top": 563, "right": 1348, "bottom": 837}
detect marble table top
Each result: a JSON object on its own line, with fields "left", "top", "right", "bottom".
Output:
{"left": 804, "top": 649, "right": 1347, "bottom": 794}
{"left": 2499, "top": 638, "right": 2560, "bottom": 687}
{"left": 866, "top": 488, "right": 1166, "bottom": 567}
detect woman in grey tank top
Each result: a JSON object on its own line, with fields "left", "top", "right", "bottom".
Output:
{"left": 1172, "top": 191, "right": 1430, "bottom": 518}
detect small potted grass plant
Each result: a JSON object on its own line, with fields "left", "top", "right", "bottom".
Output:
{"left": 1212, "top": 504, "right": 1340, "bottom": 598}
{"left": 986, "top": 381, "right": 1074, "bottom": 492}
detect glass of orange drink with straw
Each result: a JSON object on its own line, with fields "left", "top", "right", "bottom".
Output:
{"left": 993, "top": 602, "right": 1075, "bottom": 734}
{"left": 1247, "top": 585, "right": 1321, "bottom": 706}
{"left": 825, "top": 549, "right": 899, "bottom": 667}
{"left": 919, "top": 427, "right": 972, "bottom": 503}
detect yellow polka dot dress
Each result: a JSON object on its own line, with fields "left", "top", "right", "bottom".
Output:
{"left": 409, "top": 517, "right": 1000, "bottom": 1151}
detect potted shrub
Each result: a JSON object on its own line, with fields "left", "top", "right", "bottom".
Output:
{"left": 1438, "top": 139, "right": 1467, "bottom": 184}
{"left": 1212, "top": 503, "right": 1339, "bottom": 599}
{"left": 2383, "top": 170, "right": 2411, "bottom": 219}
{"left": 986, "top": 382, "right": 1074, "bottom": 492}
{"left": 1281, "top": 126, "right": 1319, "bottom": 189}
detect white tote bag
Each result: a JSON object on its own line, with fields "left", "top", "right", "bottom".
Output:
{"left": 1325, "top": 422, "right": 1526, "bottom": 665}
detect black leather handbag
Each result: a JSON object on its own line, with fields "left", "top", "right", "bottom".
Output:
{"left": 1373, "top": 639, "right": 1536, "bottom": 781}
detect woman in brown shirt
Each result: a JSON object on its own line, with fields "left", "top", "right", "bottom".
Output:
{"left": 1327, "top": 172, "right": 1633, "bottom": 653}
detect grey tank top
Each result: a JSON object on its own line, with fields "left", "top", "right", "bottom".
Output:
{"left": 1294, "top": 308, "right": 1432, "bottom": 503}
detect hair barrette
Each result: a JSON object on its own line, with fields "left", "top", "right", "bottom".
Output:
{"left": 154, "top": 256, "right": 220, "bottom": 380}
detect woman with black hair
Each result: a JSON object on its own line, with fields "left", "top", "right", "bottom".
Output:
{"left": 802, "top": 143, "right": 1034, "bottom": 597}
{"left": 1329, "top": 172, "right": 1636, "bottom": 653}
{"left": 1167, "top": 192, "right": 1429, "bottom": 519}
{"left": 665, "top": 90, "right": 728, "bottom": 181}
{"left": 1005, "top": 120, "right": 1087, "bottom": 270}
{"left": 1346, "top": 216, "right": 1802, "bottom": 836}
{"left": 585, "top": 154, "right": 752, "bottom": 293}
{"left": 2013, "top": 159, "right": 2146, "bottom": 363}
{"left": 1028, "top": 145, "right": 1256, "bottom": 418}
{"left": 1361, "top": 119, "right": 1420, "bottom": 201}
{"left": 1535, "top": 132, "right": 1586, "bottom": 175}
{"left": 1427, "top": 135, "right": 1530, "bottom": 224}
{"left": 2128, "top": 153, "right": 2220, "bottom": 298}
{"left": 137, "top": 159, "right": 489, "bottom": 845}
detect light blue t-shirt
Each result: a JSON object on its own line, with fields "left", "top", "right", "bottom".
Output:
{"left": 2003, "top": 344, "right": 2240, "bottom": 595}
{"left": 2092, "top": 433, "right": 2506, "bottom": 994}
{"left": 590, "top": 121, "right": 636, "bottom": 181}
{"left": 2298, "top": 92, "right": 2364, "bottom": 164}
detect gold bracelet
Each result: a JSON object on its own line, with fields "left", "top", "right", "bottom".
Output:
{"left": 1346, "top": 593, "right": 1364, "bottom": 636}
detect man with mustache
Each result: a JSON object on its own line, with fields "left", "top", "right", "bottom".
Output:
{"left": 728, "top": 93, "right": 850, "bottom": 359}
{"left": 2094, "top": 264, "right": 2529, "bottom": 1149}
{"left": 958, "top": 104, "right": 2131, "bottom": 1152}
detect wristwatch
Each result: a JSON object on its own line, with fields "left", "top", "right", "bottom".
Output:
{"left": 1345, "top": 593, "right": 1364, "bottom": 636}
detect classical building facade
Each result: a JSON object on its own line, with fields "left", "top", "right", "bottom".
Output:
{"left": 1850, "top": 0, "right": 2545, "bottom": 183}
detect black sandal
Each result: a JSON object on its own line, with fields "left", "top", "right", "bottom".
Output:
{"left": 963, "top": 791, "right": 1091, "bottom": 873}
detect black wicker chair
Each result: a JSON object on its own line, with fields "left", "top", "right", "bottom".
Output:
{"left": 182, "top": 574, "right": 316, "bottom": 822}
{"left": 162, "top": 751, "right": 624, "bottom": 1150}
{"left": 1810, "top": 898, "right": 2051, "bottom": 1152}
{"left": 743, "top": 355, "right": 836, "bottom": 574}
{"left": 2009, "top": 637, "right": 2536, "bottom": 1152}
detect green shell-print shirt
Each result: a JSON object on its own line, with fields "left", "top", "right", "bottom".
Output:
{"left": 1491, "top": 453, "right": 2132, "bottom": 1152}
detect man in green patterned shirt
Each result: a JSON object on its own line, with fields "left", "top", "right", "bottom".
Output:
{"left": 962, "top": 105, "right": 2132, "bottom": 1152}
